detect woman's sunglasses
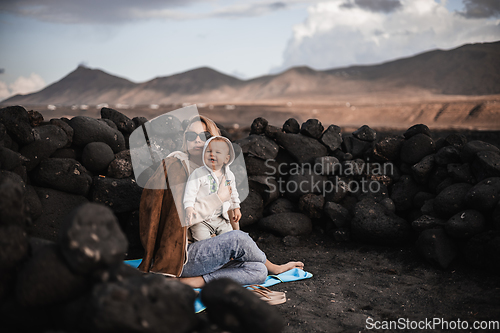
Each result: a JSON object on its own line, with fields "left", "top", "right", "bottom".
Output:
{"left": 185, "top": 131, "right": 212, "bottom": 142}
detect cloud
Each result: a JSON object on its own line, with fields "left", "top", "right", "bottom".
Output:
{"left": 0, "top": 73, "right": 46, "bottom": 100}
{"left": 341, "top": 0, "right": 402, "bottom": 13}
{"left": 273, "top": 0, "right": 500, "bottom": 73}
{"left": 459, "top": 0, "right": 500, "bottom": 18}
{"left": 0, "top": 0, "right": 302, "bottom": 24}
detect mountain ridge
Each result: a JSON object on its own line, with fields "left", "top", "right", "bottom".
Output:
{"left": 3, "top": 41, "right": 499, "bottom": 105}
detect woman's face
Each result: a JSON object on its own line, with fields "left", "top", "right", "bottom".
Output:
{"left": 186, "top": 121, "right": 208, "bottom": 157}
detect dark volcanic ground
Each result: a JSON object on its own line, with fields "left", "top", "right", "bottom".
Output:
{"left": 247, "top": 229, "right": 500, "bottom": 333}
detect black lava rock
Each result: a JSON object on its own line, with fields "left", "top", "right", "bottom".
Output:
{"left": 443, "top": 133, "right": 467, "bottom": 149}
{"left": 25, "top": 184, "right": 42, "bottom": 221}
{"left": 248, "top": 175, "right": 279, "bottom": 207}
{"left": 300, "top": 119, "right": 324, "bottom": 139}
{"left": 298, "top": 193, "right": 324, "bottom": 219}
{"left": 434, "top": 146, "right": 461, "bottom": 165}
{"left": 250, "top": 117, "right": 268, "bottom": 135}
{"left": 201, "top": 278, "right": 283, "bottom": 333}
{"left": 0, "top": 147, "right": 29, "bottom": 171}
{"left": 275, "top": 132, "right": 328, "bottom": 164}
{"left": 465, "top": 177, "right": 500, "bottom": 213}
{"left": 403, "top": 124, "right": 431, "bottom": 139}
{"left": 32, "top": 158, "right": 92, "bottom": 196}
{"left": 132, "top": 116, "right": 148, "bottom": 128}
{"left": 30, "top": 187, "right": 89, "bottom": 242}
{"left": 400, "top": 133, "right": 436, "bottom": 165}
{"left": 447, "top": 163, "right": 475, "bottom": 184}
{"left": 411, "top": 215, "right": 445, "bottom": 232}
{"left": 0, "top": 224, "right": 28, "bottom": 269}
{"left": 342, "top": 136, "right": 372, "bottom": 158}
{"left": 351, "top": 199, "right": 411, "bottom": 245}
{"left": 50, "top": 118, "right": 74, "bottom": 146}
{"left": 0, "top": 106, "right": 34, "bottom": 145}
{"left": 314, "top": 156, "right": 340, "bottom": 175}
{"left": 373, "top": 135, "right": 405, "bottom": 162}
{"left": 319, "top": 125, "right": 343, "bottom": 152}
{"left": 239, "top": 189, "right": 264, "bottom": 228}
{"left": 258, "top": 212, "right": 312, "bottom": 236}
{"left": 264, "top": 198, "right": 295, "bottom": 215}
{"left": 324, "top": 201, "right": 351, "bottom": 228}
{"left": 264, "top": 124, "right": 282, "bottom": 140}
{"left": 282, "top": 118, "right": 300, "bottom": 134}
{"left": 445, "top": 210, "right": 485, "bottom": 239}
{"left": 463, "top": 230, "right": 500, "bottom": 273}
{"left": 34, "top": 124, "right": 69, "bottom": 148}
{"left": 244, "top": 155, "right": 279, "bottom": 176}
{"left": 412, "top": 154, "right": 435, "bottom": 184}
{"left": 107, "top": 150, "right": 133, "bottom": 179}
{"left": 28, "top": 110, "right": 44, "bottom": 127}
{"left": 87, "top": 275, "right": 197, "bottom": 333}
{"left": 0, "top": 175, "right": 26, "bottom": 227}
{"left": 433, "top": 183, "right": 473, "bottom": 218}
{"left": 91, "top": 176, "right": 143, "bottom": 214}
{"left": 69, "top": 116, "right": 126, "bottom": 153}
{"left": 59, "top": 203, "right": 128, "bottom": 274}
{"left": 413, "top": 191, "right": 435, "bottom": 209}
{"left": 235, "top": 135, "right": 279, "bottom": 160}
{"left": 353, "top": 125, "right": 376, "bottom": 142}
{"left": 82, "top": 142, "right": 115, "bottom": 174}
{"left": 472, "top": 150, "right": 500, "bottom": 181}
{"left": 460, "top": 140, "right": 500, "bottom": 162}
{"left": 416, "top": 228, "right": 457, "bottom": 269}
{"left": 390, "top": 175, "right": 421, "bottom": 212}
{"left": 16, "top": 243, "right": 88, "bottom": 307}
{"left": 101, "top": 107, "right": 136, "bottom": 134}
{"left": 285, "top": 169, "right": 327, "bottom": 202}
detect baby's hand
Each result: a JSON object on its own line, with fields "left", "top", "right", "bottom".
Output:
{"left": 232, "top": 208, "right": 242, "bottom": 224}
{"left": 185, "top": 207, "right": 196, "bottom": 226}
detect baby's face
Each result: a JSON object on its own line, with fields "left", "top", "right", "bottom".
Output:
{"left": 204, "top": 141, "right": 230, "bottom": 171}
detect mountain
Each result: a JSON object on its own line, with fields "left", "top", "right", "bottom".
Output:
{"left": 2, "top": 41, "right": 499, "bottom": 106}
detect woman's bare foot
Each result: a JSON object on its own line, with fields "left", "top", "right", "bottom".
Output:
{"left": 265, "top": 260, "right": 304, "bottom": 275}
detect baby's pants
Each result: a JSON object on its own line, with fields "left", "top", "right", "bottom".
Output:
{"left": 190, "top": 215, "right": 233, "bottom": 242}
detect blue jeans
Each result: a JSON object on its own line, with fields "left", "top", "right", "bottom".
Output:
{"left": 180, "top": 230, "right": 268, "bottom": 285}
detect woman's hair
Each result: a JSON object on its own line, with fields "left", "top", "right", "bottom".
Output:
{"left": 182, "top": 115, "right": 221, "bottom": 152}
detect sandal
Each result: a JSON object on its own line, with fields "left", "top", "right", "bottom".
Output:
{"left": 246, "top": 284, "right": 286, "bottom": 305}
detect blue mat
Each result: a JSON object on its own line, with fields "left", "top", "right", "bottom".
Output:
{"left": 124, "top": 260, "right": 313, "bottom": 313}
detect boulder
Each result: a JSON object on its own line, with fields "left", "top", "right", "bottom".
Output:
{"left": 258, "top": 212, "right": 312, "bottom": 236}
{"left": 324, "top": 201, "right": 351, "bottom": 228}
{"left": 298, "top": 193, "right": 324, "bottom": 219}
{"left": 373, "top": 135, "right": 404, "bottom": 162}
{"left": 300, "top": 119, "right": 324, "bottom": 139}
{"left": 0, "top": 106, "right": 34, "bottom": 145}
{"left": 352, "top": 125, "right": 376, "bottom": 142}
{"left": 68, "top": 116, "right": 126, "bottom": 153}
{"left": 445, "top": 210, "right": 485, "bottom": 239}
{"left": 20, "top": 125, "right": 70, "bottom": 171}
{"left": 465, "top": 177, "right": 500, "bottom": 213}
{"left": 25, "top": 185, "right": 42, "bottom": 221}
{"left": 460, "top": 140, "right": 500, "bottom": 162}
{"left": 201, "top": 278, "right": 283, "bottom": 333}
{"left": 87, "top": 275, "right": 197, "bottom": 333}
{"left": 264, "top": 198, "right": 295, "bottom": 216}
{"left": 447, "top": 163, "right": 475, "bottom": 184}
{"left": 0, "top": 147, "right": 29, "bottom": 171}
{"left": 400, "top": 134, "right": 436, "bottom": 165}
{"left": 91, "top": 177, "right": 143, "bottom": 214}
{"left": 0, "top": 224, "right": 28, "bottom": 269}
{"left": 411, "top": 215, "right": 445, "bottom": 232}
{"left": 416, "top": 228, "right": 457, "bottom": 269}
{"left": 342, "top": 136, "right": 372, "bottom": 158}
{"left": 235, "top": 135, "right": 279, "bottom": 160}
{"left": 443, "top": 133, "right": 467, "bottom": 149}
{"left": 82, "top": 142, "right": 115, "bottom": 174}
{"left": 107, "top": 150, "right": 133, "bottom": 179}
{"left": 314, "top": 156, "right": 340, "bottom": 175}
{"left": 351, "top": 199, "right": 411, "bottom": 245}
{"left": 264, "top": 124, "right": 282, "bottom": 140}
{"left": 16, "top": 244, "right": 88, "bottom": 307}
{"left": 59, "top": 203, "right": 128, "bottom": 274}
{"left": 319, "top": 125, "right": 343, "bottom": 152}
{"left": 33, "top": 124, "right": 69, "bottom": 149}
{"left": 248, "top": 175, "right": 279, "bottom": 207}
{"left": 29, "top": 187, "right": 89, "bottom": 242}
{"left": 250, "top": 117, "right": 268, "bottom": 135}
{"left": 434, "top": 146, "right": 461, "bottom": 165}
{"left": 100, "top": 107, "right": 136, "bottom": 134}
{"left": 403, "top": 124, "right": 431, "bottom": 139}
{"left": 239, "top": 189, "right": 264, "bottom": 228}
{"left": 412, "top": 154, "right": 435, "bottom": 184}
{"left": 0, "top": 175, "right": 26, "bottom": 227}
{"left": 472, "top": 150, "right": 500, "bottom": 181}
{"left": 282, "top": 118, "right": 300, "bottom": 134}
{"left": 433, "top": 183, "right": 473, "bottom": 218}
{"left": 132, "top": 116, "right": 148, "bottom": 128}
{"left": 244, "top": 155, "right": 279, "bottom": 176}
{"left": 413, "top": 191, "right": 435, "bottom": 209}
{"left": 32, "top": 158, "right": 92, "bottom": 196}
{"left": 284, "top": 168, "right": 327, "bottom": 201}
{"left": 50, "top": 118, "right": 74, "bottom": 147}
{"left": 390, "top": 175, "right": 421, "bottom": 212}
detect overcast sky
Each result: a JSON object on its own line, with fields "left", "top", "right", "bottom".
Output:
{"left": 0, "top": 0, "right": 499, "bottom": 100}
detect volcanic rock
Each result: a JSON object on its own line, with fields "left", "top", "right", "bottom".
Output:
{"left": 235, "top": 134, "right": 279, "bottom": 160}
{"left": 300, "top": 119, "right": 324, "bottom": 139}
{"left": 464, "top": 230, "right": 500, "bottom": 273}
{"left": 248, "top": 175, "right": 279, "bottom": 207}
{"left": 412, "top": 154, "right": 435, "bottom": 184}
{"left": 351, "top": 199, "right": 411, "bottom": 245}
{"left": 239, "top": 189, "right": 264, "bottom": 228}
{"left": 264, "top": 124, "right": 282, "bottom": 140}
{"left": 472, "top": 150, "right": 500, "bottom": 181}
{"left": 390, "top": 175, "right": 421, "bottom": 211}
{"left": 319, "top": 125, "right": 343, "bottom": 151}
{"left": 264, "top": 197, "right": 295, "bottom": 216}
{"left": 434, "top": 146, "right": 461, "bottom": 165}
{"left": 373, "top": 135, "right": 404, "bottom": 162}
{"left": 433, "top": 183, "right": 473, "bottom": 218}
{"left": 82, "top": 142, "right": 115, "bottom": 174}
{"left": 68, "top": 116, "right": 126, "bottom": 153}
{"left": 201, "top": 278, "right": 283, "bottom": 333}
{"left": 445, "top": 210, "right": 485, "bottom": 239}
{"left": 250, "top": 117, "right": 268, "bottom": 135}
{"left": 465, "top": 177, "right": 500, "bottom": 213}
{"left": 244, "top": 155, "right": 279, "bottom": 176}
{"left": 282, "top": 118, "right": 300, "bottom": 134}
{"left": 50, "top": 118, "right": 74, "bottom": 146}
{"left": 353, "top": 125, "right": 376, "bottom": 142}
{"left": 91, "top": 177, "right": 143, "bottom": 214}
{"left": 298, "top": 193, "right": 324, "bottom": 219}
{"left": 314, "top": 156, "right": 340, "bottom": 175}
{"left": 324, "top": 201, "right": 351, "bottom": 228}
{"left": 0, "top": 175, "right": 26, "bottom": 227}
{"left": 447, "top": 163, "right": 475, "bottom": 184}
{"left": 443, "top": 133, "right": 467, "bottom": 149}
{"left": 0, "top": 106, "right": 34, "bottom": 145}
{"left": 412, "top": 215, "right": 445, "bottom": 232}
{"left": 285, "top": 169, "right": 327, "bottom": 201}
{"left": 101, "top": 107, "right": 136, "bottom": 134}
{"left": 400, "top": 133, "right": 436, "bottom": 165}
{"left": 0, "top": 224, "right": 28, "bottom": 269}
{"left": 460, "top": 140, "right": 500, "bottom": 162}
{"left": 107, "top": 150, "right": 133, "bottom": 179}
{"left": 403, "top": 124, "right": 431, "bottom": 139}
{"left": 24, "top": 185, "right": 42, "bottom": 221}
{"left": 32, "top": 158, "right": 92, "bottom": 196}
{"left": 0, "top": 147, "right": 29, "bottom": 171}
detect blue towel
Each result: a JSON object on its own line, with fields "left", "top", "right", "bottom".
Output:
{"left": 124, "top": 260, "right": 313, "bottom": 313}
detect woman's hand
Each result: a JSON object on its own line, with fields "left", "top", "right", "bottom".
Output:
{"left": 217, "top": 176, "right": 232, "bottom": 202}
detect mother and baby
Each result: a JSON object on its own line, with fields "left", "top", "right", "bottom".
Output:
{"left": 137, "top": 115, "right": 303, "bottom": 289}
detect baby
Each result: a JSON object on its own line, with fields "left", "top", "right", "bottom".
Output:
{"left": 183, "top": 136, "right": 241, "bottom": 241}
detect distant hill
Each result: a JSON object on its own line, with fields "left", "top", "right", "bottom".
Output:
{"left": 3, "top": 41, "right": 499, "bottom": 106}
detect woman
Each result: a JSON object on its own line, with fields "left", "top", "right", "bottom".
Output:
{"left": 138, "top": 115, "right": 303, "bottom": 287}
